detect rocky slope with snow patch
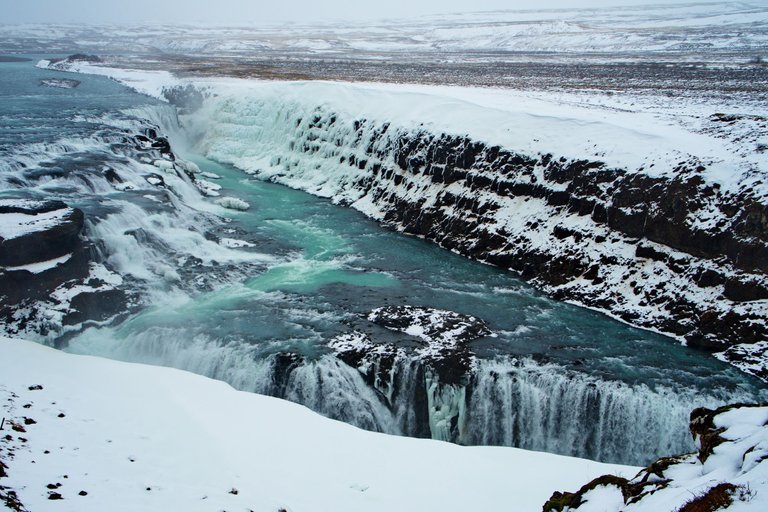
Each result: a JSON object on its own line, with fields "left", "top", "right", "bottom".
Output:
{"left": 543, "top": 403, "right": 768, "bottom": 512}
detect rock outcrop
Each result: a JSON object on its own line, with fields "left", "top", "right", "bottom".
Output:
{"left": 0, "top": 200, "right": 84, "bottom": 266}
{"left": 0, "top": 120, "right": 216, "bottom": 342}
{"left": 38, "top": 78, "right": 80, "bottom": 89}
{"left": 543, "top": 403, "right": 768, "bottom": 512}
{"left": 0, "top": 200, "right": 88, "bottom": 300}
{"left": 330, "top": 306, "right": 492, "bottom": 441}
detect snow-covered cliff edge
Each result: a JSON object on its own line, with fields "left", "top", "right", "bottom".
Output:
{"left": 543, "top": 403, "right": 768, "bottom": 512}
{"left": 0, "top": 337, "right": 634, "bottom": 511}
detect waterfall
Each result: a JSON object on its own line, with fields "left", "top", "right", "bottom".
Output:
{"left": 465, "top": 359, "right": 752, "bottom": 465}
{"left": 67, "top": 326, "right": 401, "bottom": 435}
{"left": 41, "top": 84, "right": 765, "bottom": 468}
{"left": 68, "top": 318, "right": 765, "bottom": 466}
{"left": 425, "top": 368, "right": 468, "bottom": 442}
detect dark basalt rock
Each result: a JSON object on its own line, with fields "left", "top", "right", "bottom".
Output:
{"left": 723, "top": 277, "right": 768, "bottom": 302}
{"left": 329, "top": 331, "right": 410, "bottom": 399}
{"left": 543, "top": 474, "right": 632, "bottom": 512}
{"left": 103, "top": 168, "right": 124, "bottom": 183}
{"left": 0, "top": 245, "right": 89, "bottom": 305}
{"left": 0, "top": 201, "right": 84, "bottom": 267}
{"left": 62, "top": 54, "right": 101, "bottom": 64}
{"left": 267, "top": 352, "right": 305, "bottom": 398}
{"left": 62, "top": 289, "right": 128, "bottom": 326}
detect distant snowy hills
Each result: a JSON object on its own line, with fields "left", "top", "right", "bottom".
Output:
{"left": 1, "top": 2, "right": 766, "bottom": 60}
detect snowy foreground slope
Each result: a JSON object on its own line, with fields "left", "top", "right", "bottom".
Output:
{"left": 0, "top": 338, "right": 634, "bottom": 511}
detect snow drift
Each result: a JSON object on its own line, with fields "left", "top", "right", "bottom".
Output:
{"left": 0, "top": 337, "right": 634, "bottom": 512}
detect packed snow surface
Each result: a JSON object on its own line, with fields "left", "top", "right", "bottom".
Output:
{"left": 0, "top": 207, "right": 74, "bottom": 240}
{"left": 0, "top": 338, "right": 635, "bottom": 511}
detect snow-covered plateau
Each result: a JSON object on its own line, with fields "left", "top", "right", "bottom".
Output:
{"left": 0, "top": 337, "right": 635, "bottom": 512}
{"left": 2, "top": 2, "right": 766, "bottom": 61}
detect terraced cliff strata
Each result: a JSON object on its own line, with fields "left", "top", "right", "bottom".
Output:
{"left": 234, "top": 110, "right": 768, "bottom": 380}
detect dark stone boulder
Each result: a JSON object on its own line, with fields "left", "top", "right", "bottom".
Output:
{"left": 723, "top": 277, "right": 768, "bottom": 302}
{"left": 267, "top": 352, "right": 305, "bottom": 398}
{"left": 0, "top": 245, "right": 91, "bottom": 308}
{"left": 62, "top": 289, "right": 128, "bottom": 326}
{"left": 0, "top": 200, "right": 84, "bottom": 267}
{"left": 367, "top": 305, "right": 492, "bottom": 345}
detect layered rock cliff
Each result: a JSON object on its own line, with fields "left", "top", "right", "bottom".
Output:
{"left": 183, "top": 83, "right": 768, "bottom": 381}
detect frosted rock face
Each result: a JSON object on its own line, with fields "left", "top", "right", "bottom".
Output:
{"left": 0, "top": 199, "right": 83, "bottom": 267}
{"left": 331, "top": 305, "right": 492, "bottom": 441}
{"left": 543, "top": 403, "right": 768, "bottom": 512}
{"left": 39, "top": 78, "right": 80, "bottom": 89}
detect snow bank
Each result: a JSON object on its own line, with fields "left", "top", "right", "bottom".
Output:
{"left": 0, "top": 338, "right": 634, "bottom": 512}
{"left": 37, "top": 58, "right": 179, "bottom": 99}
{"left": 0, "top": 206, "right": 75, "bottom": 240}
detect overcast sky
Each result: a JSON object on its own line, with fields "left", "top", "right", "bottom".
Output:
{"left": 4, "top": 0, "right": 714, "bottom": 24}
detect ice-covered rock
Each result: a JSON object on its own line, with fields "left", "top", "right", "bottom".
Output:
{"left": 543, "top": 403, "right": 768, "bottom": 512}
{"left": 216, "top": 196, "right": 250, "bottom": 211}
{"left": 196, "top": 178, "right": 222, "bottom": 196}
{"left": 0, "top": 199, "right": 83, "bottom": 267}
{"left": 39, "top": 78, "right": 80, "bottom": 89}
{"left": 330, "top": 306, "right": 492, "bottom": 441}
